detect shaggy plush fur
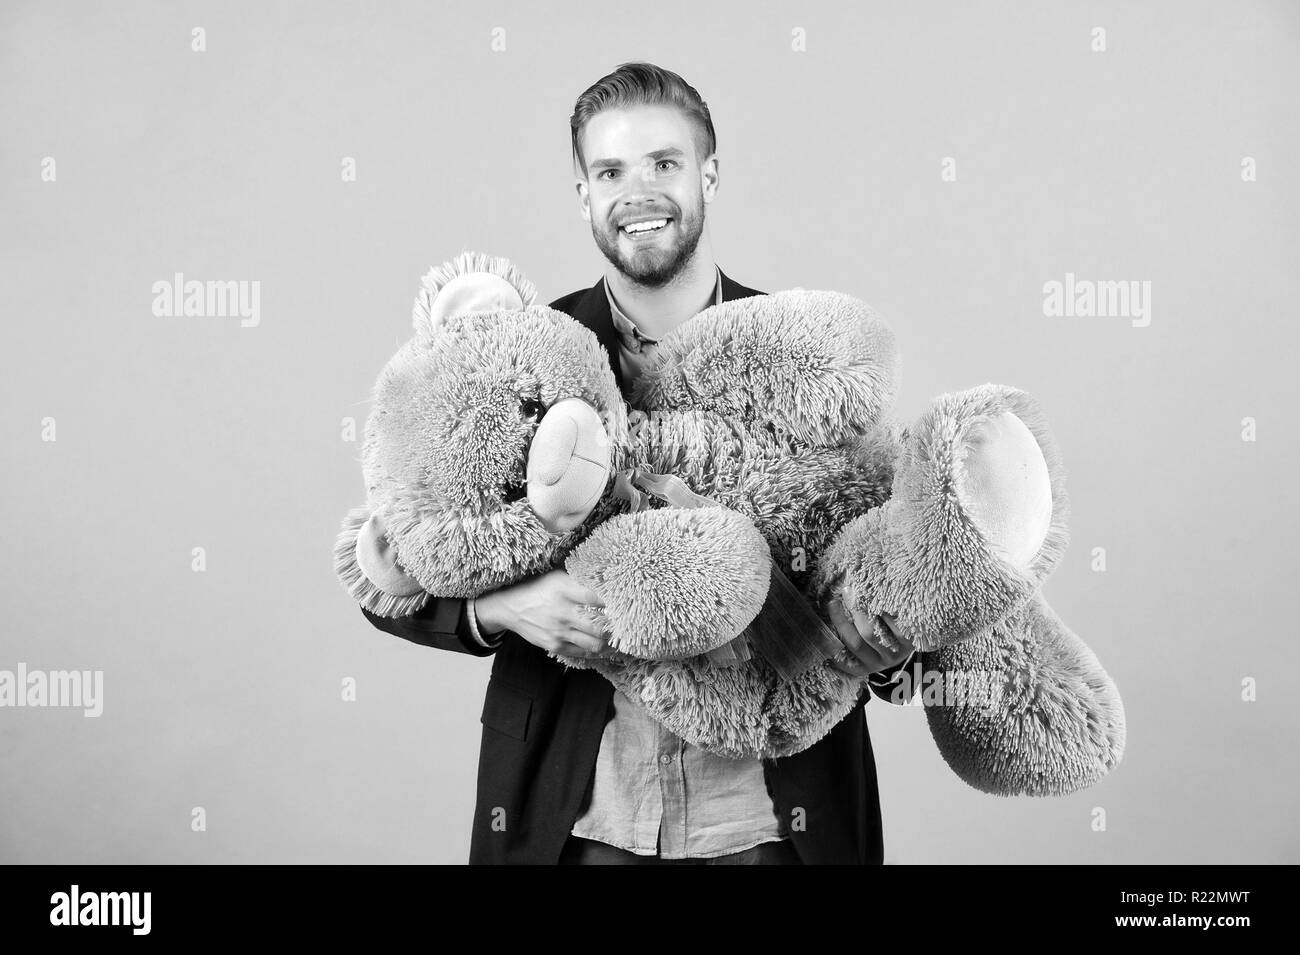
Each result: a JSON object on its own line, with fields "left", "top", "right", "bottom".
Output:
{"left": 922, "top": 592, "right": 1127, "bottom": 796}
{"left": 814, "top": 385, "right": 1071, "bottom": 651}
{"left": 357, "top": 300, "right": 626, "bottom": 600}
{"left": 335, "top": 252, "right": 1126, "bottom": 795}
{"left": 564, "top": 506, "right": 772, "bottom": 660}
{"left": 631, "top": 290, "right": 901, "bottom": 448}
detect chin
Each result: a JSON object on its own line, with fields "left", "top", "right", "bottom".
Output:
{"left": 626, "top": 250, "right": 684, "bottom": 283}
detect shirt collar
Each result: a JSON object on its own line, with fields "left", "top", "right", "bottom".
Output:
{"left": 604, "top": 265, "right": 724, "bottom": 350}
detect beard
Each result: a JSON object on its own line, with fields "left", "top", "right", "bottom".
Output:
{"left": 591, "top": 197, "right": 706, "bottom": 289}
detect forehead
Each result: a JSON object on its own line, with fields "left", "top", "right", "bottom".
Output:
{"left": 581, "top": 104, "right": 699, "bottom": 162}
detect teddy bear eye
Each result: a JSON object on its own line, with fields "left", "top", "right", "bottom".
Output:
{"left": 520, "top": 398, "right": 546, "bottom": 423}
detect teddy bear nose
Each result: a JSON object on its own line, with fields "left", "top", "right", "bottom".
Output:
{"left": 525, "top": 398, "right": 611, "bottom": 534}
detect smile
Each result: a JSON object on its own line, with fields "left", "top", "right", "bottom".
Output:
{"left": 621, "top": 218, "right": 671, "bottom": 237}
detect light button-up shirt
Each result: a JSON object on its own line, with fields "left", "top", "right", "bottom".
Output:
{"left": 570, "top": 684, "right": 788, "bottom": 858}
{"left": 568, "top": 264, "right": 789, "bottom": 859}
{"left": 603, "top": 265, "right": 723, "bottom": 384}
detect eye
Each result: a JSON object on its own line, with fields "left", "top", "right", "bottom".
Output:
{"left": 521, "top": 398, "right": 546, "bottom": 423}
{"left": 657, "top": 160, "right": 678, "bottom": 172}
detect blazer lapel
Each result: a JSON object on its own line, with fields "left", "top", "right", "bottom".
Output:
{"left": 719, "top": 268, "right": 765, "bottom": 302}
{"left": 567, "top": 267, "right": 768, "bottom": 396}
{"left": 567, "top": 277, "right": 629, "bottom": 395}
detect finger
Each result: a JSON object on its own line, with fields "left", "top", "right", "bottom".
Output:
{"left": 825, "top": 601, "right": 858, "bottom": 675}
{"left": 567, "top": 608, "right": 611, "bottom": 640}
{"left": 828, "top": 598, "right": 866, "bottom": 655}
{"left": 879, "top": 612, "right": 915, "bottom": 655}
{"left": 562, "top": 578, "right": 606, "bottom": 609}
{"left": 837, "top": 603, "right": 885, "bottom": 670}
{"left": 875, "top": 620, "right": 901, "bottom": 656}
{"left": 850, "top": 605, "right": 888, "bottom": 653}
{"left": 829, "top": 656, "right": 874, "bottom": 679}
{"left": 875, "top": 641, "right": 914, "bottom": 670}
{"left": 826, "top": 597, "right": 851, "bottom": 636}
{"left": 856, "top": 641, "right": 888, "bottom": 673}
{"left": 559, "top": 631, "right": 610, "bottom": 658}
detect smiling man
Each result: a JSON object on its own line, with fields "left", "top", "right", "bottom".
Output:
{"left": 362, "top": 61, "right": 916, "bottom": 865}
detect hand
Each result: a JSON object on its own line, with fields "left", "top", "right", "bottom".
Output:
{"left": 474, "top": 569, "right": 612, "bottom": 660}
{"left": 826, "top": 597, "right": 915, "bottom": 679}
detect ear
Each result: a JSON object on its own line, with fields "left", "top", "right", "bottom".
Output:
{"left": 333, "top": 506, "right": 431, "bottom": 617}
{"left": 411, "top": 251, "right": 538, "bottom": 339}
{"left": 575, "top": 179, "right": 592, "bottom": 222}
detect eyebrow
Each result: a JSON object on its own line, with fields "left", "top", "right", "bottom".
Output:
{"left": 589, "top": 147, "right": 686, "bottom": 171}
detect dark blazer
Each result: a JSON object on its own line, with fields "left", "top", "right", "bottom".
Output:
{"left": 361, "top": 267, "right": 913, "bottom": 864}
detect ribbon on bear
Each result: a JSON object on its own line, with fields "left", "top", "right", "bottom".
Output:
{"left": 611, "top": 468, "right": 847, "bottom": 679}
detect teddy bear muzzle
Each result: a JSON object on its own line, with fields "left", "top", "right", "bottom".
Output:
{"left": 525, "top": 397, "right": 612, "bottom": 534}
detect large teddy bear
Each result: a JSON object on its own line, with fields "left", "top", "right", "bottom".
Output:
{"left": 335, "top": 251, "right": 1126, "bottom": 797}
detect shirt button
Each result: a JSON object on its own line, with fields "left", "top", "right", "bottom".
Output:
{"left": 660, "top": 754, "right": 672, "bottom": 764}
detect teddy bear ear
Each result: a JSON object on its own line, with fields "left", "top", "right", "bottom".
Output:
{"left": 411, "top": 250, "right": 538, "bottom": 338}
{"left": 333, "top": 505, "right": 431, "bottom": 617}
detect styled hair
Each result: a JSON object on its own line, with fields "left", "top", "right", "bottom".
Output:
{"left": 569, "top": 61, "right": 716, "bottom": 176}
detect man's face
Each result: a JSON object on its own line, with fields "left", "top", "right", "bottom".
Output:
{"left": 575, "top": 105, "right": 718, "bottom": 287}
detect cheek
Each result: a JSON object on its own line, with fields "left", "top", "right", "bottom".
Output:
{"left": 682, "top": 186, "right": 705, "bottom": 210}
{"left": 589, "top": 195, "right": 616, "bottom": 224}
{"left": 433, "top": 410, "right": 529, "bottom": 498}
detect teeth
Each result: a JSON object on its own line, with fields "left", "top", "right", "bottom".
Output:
{"left": 622, "top": 218, "right": 668, "bottom": 234}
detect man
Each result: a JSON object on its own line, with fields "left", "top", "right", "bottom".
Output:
{"left": 362, "top": 62, "right": 916, "bottom": 865}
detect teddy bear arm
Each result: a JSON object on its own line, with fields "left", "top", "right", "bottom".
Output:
{"left": 819, "top": 386, "right": 1071, "bottom": 651}
{"left": 334, "top": 504, "right": 433, "bottom": 618}
{"left": 563, "top": 505, "right": 772, "bottom": 661}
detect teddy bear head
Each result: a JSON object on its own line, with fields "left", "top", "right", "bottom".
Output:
{"left": 337, "top": 252, "right": 629, "bottom": 612}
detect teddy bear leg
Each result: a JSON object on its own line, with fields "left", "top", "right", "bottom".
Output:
{"left": 919, "top": 591, "right": 1126, "bottom": 796}
{"left": 563, "top": 506, "right": 772, "bottom": 661}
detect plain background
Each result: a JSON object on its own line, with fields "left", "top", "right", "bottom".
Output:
{"left": 2, "top": 0, "right": 1297, "bottom": 864}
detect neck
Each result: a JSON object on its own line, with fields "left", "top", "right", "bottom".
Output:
{"left": 605, "top": 246, "right": 718, "bottom": 340}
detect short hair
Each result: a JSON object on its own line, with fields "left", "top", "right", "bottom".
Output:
{"left": 569, "top": 61, "right": 717, "bottom": 177}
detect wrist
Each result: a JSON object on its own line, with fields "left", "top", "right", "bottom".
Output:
{"left": 473, "top": 590, "right": 510, "bottom": 636}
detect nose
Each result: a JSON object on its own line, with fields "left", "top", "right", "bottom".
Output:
{"left": 526, "top": 398, "right": 611, "bottom": 534}
{"left": 618, "top": 158, "right": 667, "bottom": 202}
{"left": 628, "top": 156, "right": 662, "bottom": 184}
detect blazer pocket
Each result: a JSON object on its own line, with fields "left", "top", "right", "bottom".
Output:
{"left": 480, "top": 680, "right": 533, "bottom": 741}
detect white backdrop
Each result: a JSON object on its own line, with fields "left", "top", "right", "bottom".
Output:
{"left": 2, "top": 0, "right": 1297, "bottom": 863}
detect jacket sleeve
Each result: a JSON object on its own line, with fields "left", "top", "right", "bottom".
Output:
{"left": 360, "top": 596, "right": 503, "bottom": 657}
{"left": 867, "top": 649, "right": 918, "bottom": 705}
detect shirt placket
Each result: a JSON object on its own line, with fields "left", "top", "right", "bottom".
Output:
{"left": 655, "top": 718, "right": 688, "bottom": 858}
{"left": 582, "top": 266, "right": 786, "bottom": 861}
